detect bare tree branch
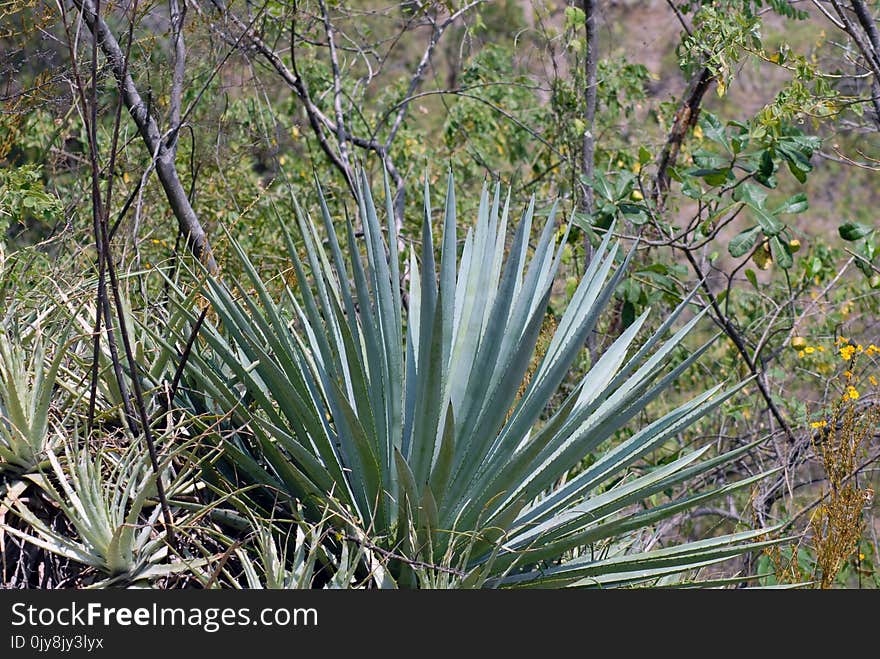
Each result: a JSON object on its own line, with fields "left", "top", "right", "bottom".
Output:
{"left": 200, "top": 0, "right": 483, "bottom": 229}
{"left": 382, "top": 0, "right": 485, "bottom": 150}
{"left": 168, "top": 0, "right": 187, "bottom": 151}
{"left": 848, "top": 0, "right": 880, "bottom": 124}
{"left": 652, "top": 65, "right": 714, "bottom": 206}
{"left": 318, "top": 0, "right": 353, "bottom": 174}
{"left": 829, "top": 0, "right": 880, "bottom": 125}
{"left": 74, "top": 0, "right": 218, "bottom": 273}
{"left": 579, "top": 0, "right": 598, "bottom": 224}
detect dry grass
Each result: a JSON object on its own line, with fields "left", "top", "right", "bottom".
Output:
{"left": 809, "top": 394, "right": 879, "bottom": 588}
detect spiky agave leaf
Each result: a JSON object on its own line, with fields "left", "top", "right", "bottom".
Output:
{"left": 174, "top": 171, "right": 779, "bottom": 587}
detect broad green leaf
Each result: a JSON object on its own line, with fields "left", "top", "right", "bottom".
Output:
{"left": 728, "top": 224, "right": 761, "bottom": 257}
{"left": 839, "top": 221, "right": 874, "bottom": 241}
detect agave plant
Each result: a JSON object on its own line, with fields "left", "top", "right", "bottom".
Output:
{"left": 2, "top": 431, "right": 205, "bottom": 586}
{"left": 229, "top": 511, "right": 392, "bottom": 589}
{"left": 55, "top": 279, "right": 190, "bottom": 422}
{"left": 172, "top": 172, "right": 779, "bottom": 587}
{"left": 0, "top": 324, "right": 69, "bottom": 474}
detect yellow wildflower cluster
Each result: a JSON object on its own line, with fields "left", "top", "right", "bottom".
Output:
{"left": 798, "top": 338, "right": 880, "bottom": 414}
{"left": 836, "top": 337, "right": 880, "bottom": 360}
{"left": 797, "top": 344, "right": 825, "bottom": 359}
{"left": 797, "top": 337, "right": 880, "bottom": 364}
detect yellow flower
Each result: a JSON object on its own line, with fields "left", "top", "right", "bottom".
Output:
{"left": 846, "top": 385, "right": 860, "bottom": 400}
{"left": 805, "top": 346, "right": 815, "bottom": 354}
{"left": 840, "top": 344, "right": 856, "bottom": 360}
{"left": 870, "top": 375, "right": 878, "bottom": 386}
{"left": 817, "top": 346, "right": 825, "bottom": 352}
{"left": 798, "top": 350, "right": 805, "bottom": 358}
{"left": 844, "top": 370, "right": 853, "bottom": 379}
{"left": 810, "top": 420, "right": 827, "bottom": 429}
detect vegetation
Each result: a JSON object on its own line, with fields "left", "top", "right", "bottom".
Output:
{"left": 1, "top": 0, "right": 878, "bottom": 589}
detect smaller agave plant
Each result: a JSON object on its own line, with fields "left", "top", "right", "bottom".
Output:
{"left": 231, "top": 511, "right": 391, "bottom": 589}
{"left": 2, "top": 432, "right": 204, "bottom": 586}
{"left": 0, "top": 324, "right": 69, "bottom": 474}
{"left": 171, "top": 171, "right": 781, "bottom": 587}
